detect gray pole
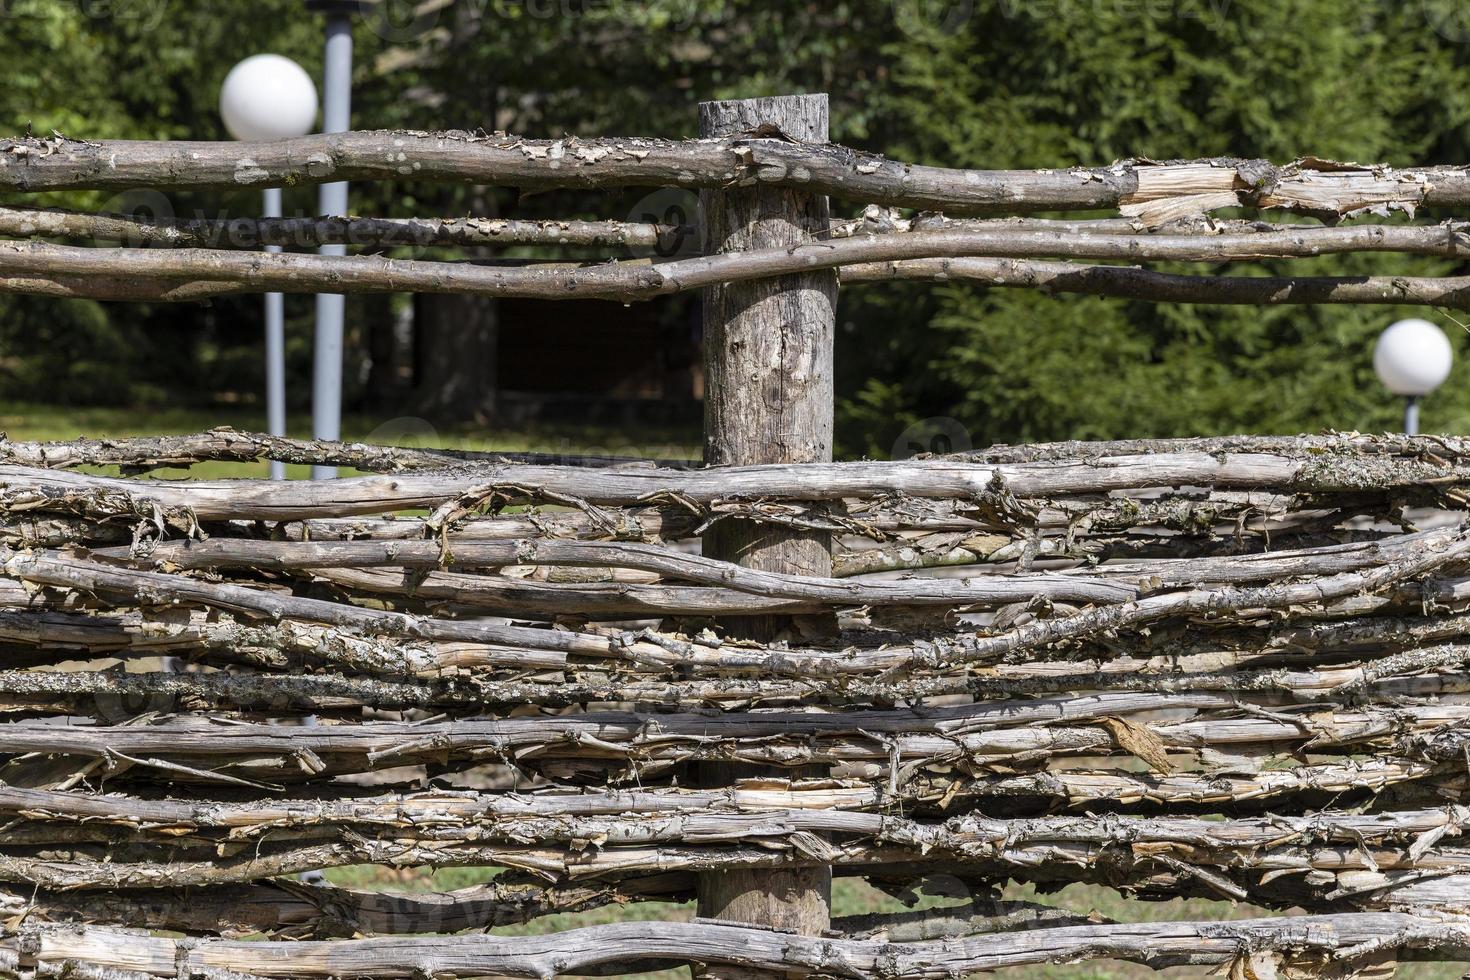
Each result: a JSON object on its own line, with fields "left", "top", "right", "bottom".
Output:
{"left": 312, "top": 10, "right": 353, "bottom": 480}
{"left": 262, "top": 187, "right": 287, "bottom": 481}
{"left": 1405, "top": 395, "right": 1421, "bottom": 436}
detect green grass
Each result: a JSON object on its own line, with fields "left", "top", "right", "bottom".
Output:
{"left": 321, "top": 869, "right": 1470, "bottom": 975}
{"left": 320, "top": 866, "right": 1470, "bottom": 979}
{"left": 0, "top": 401, "right": 699, "bottom": 480}
{"left": 323, "top": 866, "right": 967, "bottom": 980}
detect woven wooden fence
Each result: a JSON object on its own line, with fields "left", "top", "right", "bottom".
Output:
{"left": 5, "top": 92, "right": 1470, "bottom": 977}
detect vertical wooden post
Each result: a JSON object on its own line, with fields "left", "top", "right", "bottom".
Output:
{"left": 696, "top": 94, "right": 836, "bottom": 976}
{"left": 699, "top": 93, "right": 838, "bottom": 641}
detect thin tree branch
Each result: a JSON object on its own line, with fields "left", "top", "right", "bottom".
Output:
{"left": 6, "top": 913, "right": 1470, "bottom": 976}
{"left": 0, "top": 207, "right": 683, "bottom": 250}
{"left": 7, "top": 232, "right": 1470, "bottom": 305}
{"left": 843, "top": 256, "right": 1470, "bottom": 310}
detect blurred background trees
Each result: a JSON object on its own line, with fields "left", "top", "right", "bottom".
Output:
{"left": 3, "top": 0, "right": 1470, "bottom": 455}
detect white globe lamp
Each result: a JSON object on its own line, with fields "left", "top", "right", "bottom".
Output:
{"left": 219, "top": 54, "right": 318, "bottom": 142}
{"left": 221, "top": 54, "right": 318, "bottom": 481}
{"left": 1373, "top": 318, "right": 1453, "bottom": 435}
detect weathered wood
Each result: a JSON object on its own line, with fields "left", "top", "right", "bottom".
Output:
{"left": 0, "top": 758, "right": 1450, "bottom": 834}
{"left": 833, "top": 215, "right": 1470, "bottom": 259}
{"left": 5, "top": 521, "right": 1465, "bottom": 678}
{"left": 0, "top": 207, "right": 682, "bottom": 250}
{"left": 9, "top": 235, "right": 1470, "bottom": 308}
{"left": 6, "top": 639, "right": 1470, "bottom": 718}
{"left": 15, "top": 203, "right": 1470, "bottom": 259}
{"left": 20, "top": 815, "right": 1470, "bottom": 905}
{"left": 0, "top": 427, "right": 697, "bottom": 473}
{"left": 5, "top": 697, "right": 1468, "bottom": 773}
{"left": 843, "top": 255, "right": 1470, "bottom": 309}
{"left": 108, "top": 537, "right": 1143, "bottom": 606}
{"left": 7, "top": 913, "right": 1470, "bottom": 977}
{"left": 4, "top": 132, "right": 1469, "bottom": 220}
{"left": 958, "top": 430, "right": 1470, "bottom": 462}
{"left": 6, "top": 432, "right": 1470, "bottom": 974}
{"left": 0, "top": 877, "right": 675, "bottom": 937}
{"left": 116, "top": 527, "right": 1442, "bottom": 598}
{"left": 17, "top": 101, "right": 1470, "bottom": 979}
{"left": 9, "top": 785, "right": 1470, "bottom": 865}
{"left": 695, "top": 96, "right": 838, "bottom": 968}
{"left": 286, "top": 564, "right": 824, "bottom": 619}
{"left": 9, "top": 598, "right": 1469, "bottom": 689}
{"left": 0, "top": 608, "right": 571, "bottom": 673}
{"left": 3, "top": 445, "right": 1457, "bottom": 521}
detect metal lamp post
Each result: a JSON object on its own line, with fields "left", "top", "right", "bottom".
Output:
{"left": 219, "top": 54, "right": 319, "bottom": 480}
{"left": 1374, "top": 318, "right": 1453, "bottom": 435}
{"left": 305, "top": 0, "right": 363, "bottom": 480}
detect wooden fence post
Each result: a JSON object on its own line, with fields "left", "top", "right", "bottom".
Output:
{"left": 696, "top": 94, "right": 837, "bottom": 975}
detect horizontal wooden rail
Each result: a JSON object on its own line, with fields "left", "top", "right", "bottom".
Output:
{"left": 0, "top": 451, "right": 1458, "bottom": 520}
{"left": 3, "top": 132, "right": 1468, "bottom": 220}
{"left": 846, "top": 256, "right": 1470, "bottom": 309}
{"left": 0, "top": 206, "right": 683, "bottom": 250}
{"left": 7, "top": 205, "right": 1470, "bottom": 263}
{"left": 6, "top": 231, "right": 1470, "bottom": 306}
{"left": 10, "top": 799, "right": 1470, "bottom": 913}
{"left": 0, "top": 205, "right": 1254, "bottom": 250}
{"left": 0, "top": 427, "right": 698, "bottom": 473}
{"left": 0, "top": 877, "right": 682, "bottom": 939}
{"left": 6, "top": 914, "right": 1467, "bottom": 976}
{"left": 7, "top": 427, "right": 1466, "bottom": 471}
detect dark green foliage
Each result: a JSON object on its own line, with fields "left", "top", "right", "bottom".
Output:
{"left": 840, "top": 0, "right": 1470, "bottom": 456}
{"left": 2, "top": 0, "right": 1469, "bottom": 449}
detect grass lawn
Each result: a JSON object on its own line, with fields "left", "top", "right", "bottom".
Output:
{"left": 326, "top": 864, "right": 1469, "bottom": 979}
{"left": 0, "top": 401, "right": 700, "bottom": 480}
{"left": 9, "top": 400, "right": 1463, "bottom": 977}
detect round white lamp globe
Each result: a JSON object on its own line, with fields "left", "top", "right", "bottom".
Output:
{"left": 1374, "top": 318, "right": 1453, "bottom": 397}
{"left": 219, "top": 54, "right": 319, "bottom": 141}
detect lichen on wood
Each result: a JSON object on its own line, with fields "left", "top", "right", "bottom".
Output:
{"left": 3, "top": 430, "right": 1470, "bottom": 975}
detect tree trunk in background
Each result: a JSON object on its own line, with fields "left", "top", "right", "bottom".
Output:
{"left": 411, "top": 291, "right": 497, "bottom": 422}
{"left": 410, "top": 7, "right": 500, "bottom": 425}
{"left": 363, "top": 294, "right": 396, "bottom": 405}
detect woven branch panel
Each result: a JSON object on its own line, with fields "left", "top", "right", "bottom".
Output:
{"left": 3, "top": 430, "right": 1470, "bottom": 977}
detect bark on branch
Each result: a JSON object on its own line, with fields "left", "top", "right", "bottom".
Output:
{"left": 6, "top": 913, "right": 1470, "bottom": 976}
{"left": 0, "top": 207, "right": 682, "bottom": 250}
{"left": 2, "top": 132, "right": 1465, "bottom": 219}
{"left": 843, "top": 256, "right": 1470, "bottom": 310}
{"left": 3, "top": 443, "right": 1458, "bottom": 520}
{"left": 7, "top": 234, "right": 1470, "bottom": 307}
{"left": 0, "top": 427, "right": 695, "bottom": 474}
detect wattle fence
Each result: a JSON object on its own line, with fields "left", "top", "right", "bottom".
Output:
{"left": 3, "top": 92, "right": 1470, "bottom": 978}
